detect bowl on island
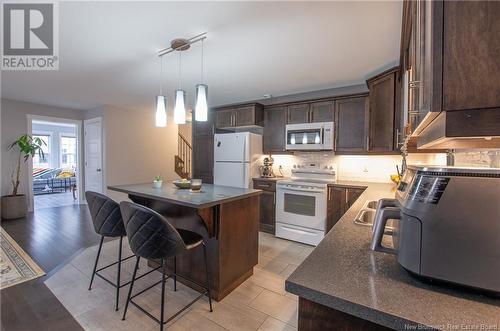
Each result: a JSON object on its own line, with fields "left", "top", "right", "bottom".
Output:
{"left": 173, "top": 179, "right": 191, "bottom": 189}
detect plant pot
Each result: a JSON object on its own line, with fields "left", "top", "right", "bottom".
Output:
{"left": 1, "top": 194, "right": 28, "bottom": 220}
{"left": 153, "top": 180, "right": 163, "bottom": 189}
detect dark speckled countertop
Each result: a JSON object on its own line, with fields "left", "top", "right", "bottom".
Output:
{"left": 108, "top": 182, "right": 261, "bottom": 209}
{"left": 286, "top": 181, "right": 500, "bottom": 330}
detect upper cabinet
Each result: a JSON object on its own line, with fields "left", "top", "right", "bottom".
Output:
{"left": 310, "top": 101, "right": 335, "bottom": 123}
{"left": 215, "top": 103, "right": 264, "bottom": 129}
{"left": 263, "top": 106, "right": 287, "bottom": 154}
{"left": 286, "top": 103, "right": 310, "bottom": 124}
{"left": 366, "top": 68, "right": 400, "bottom": 152}
{"left": 334, "top": 95, "right": 369, "bottom": 153}
{"left": 286, "top": 101, "right": 334, "bottom": 124}
{"left": 401, "top": 0, "right": 500, "bottom": 149}
{"left": 442, "top": 1, "right": 500, "bottom": 111}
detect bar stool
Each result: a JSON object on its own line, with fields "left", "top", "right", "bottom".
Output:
{"left": 119, "top": 201, "right": 213, "bottom": 331}
{"left": 85, "top": 191, "right": 158, "bottom": 311}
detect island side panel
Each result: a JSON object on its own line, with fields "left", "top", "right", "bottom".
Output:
{"left": 298, "top": 298, "right": 391, "bottom": 331}
{"left": 129, "top": 194, "right": 222, "bottom": 299}
{"left": 218, "top": 194, "right": 259, "bottom": 298}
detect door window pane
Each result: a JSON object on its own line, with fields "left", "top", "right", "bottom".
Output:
{"left": 284, "top": 193, "right": 316, "bottom": 216}
{"left": 32, "top": 135, "right": 50, "bottom": 168}
{"left": 61, "top": 136, "right": 77, "bottom": 169}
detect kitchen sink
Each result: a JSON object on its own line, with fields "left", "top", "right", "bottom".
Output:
{"left": 362, "top": 200, "right": 378, "bottom": 210}
{"left": 354, "top": 209, "right": 375, "bottom": 227}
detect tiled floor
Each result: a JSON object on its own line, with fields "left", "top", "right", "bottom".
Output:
{"left": 44, "top": 232, "right": 313, "bottom": 331}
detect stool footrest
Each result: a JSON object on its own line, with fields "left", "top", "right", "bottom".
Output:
{"left": 128, "top": 270, "right": 210, "bottom": 326}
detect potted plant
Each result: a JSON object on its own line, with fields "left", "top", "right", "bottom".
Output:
{"left": 153, "top": 175, "right": 163, "bottom": 188}
{"left": 1, "top": 134, "right": 45, "bottom": 220}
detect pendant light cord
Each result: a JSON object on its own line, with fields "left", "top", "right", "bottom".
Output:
{"left": 178, "top": 51, "right": 182, "bottom": 89}
{"left": 159, "top": 56, "right": 163, "bottom": 95}
{"left": 200, "top": 38, "right": 204, "bottom": 83}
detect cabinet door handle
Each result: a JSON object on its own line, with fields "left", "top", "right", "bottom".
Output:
{"left": 273, "top": 193, "right": 276, "bottom": 205}
{"left": 409, "top": 80, "right": 420, "bottom": 89}
{"left": 366, "top": 136, "right": 370, "bottom": 150}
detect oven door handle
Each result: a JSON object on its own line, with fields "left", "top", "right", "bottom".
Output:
{"left": 278, "top": 187, "right": 325, "bottom": 194}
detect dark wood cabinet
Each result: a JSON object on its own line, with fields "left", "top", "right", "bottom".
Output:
{"left": 253, "top": 179, "right": 276, "bottom": 234}
{"left": 327, "top": 185, "right": 365, "bottom": 232}
{"left": 334, "top": 95, "right": 369, "bottom": 153}
{"left": 192, "top": 110, "right": 215, "bottom": 183}
{"left": 310, "top": 101, "right": 335, "bottom": 123}
{"left": 287, "top": 103, "right": 310, "bottom": 124}
{"left": 400, "top": 0, "right": 500, "bottom": 148}
{"left": 215, "top": 109, "right": 233, "bottom": 129}
{"left": 263, "top": 106, "right": 287, "bottom": 154}
{"left": 215, "top": 103, "right": 264, "bottom": 129}
{"left": 442, "top": 1, "right": 500, "bottom": 111}
{"left": 367, "top": 68, "right": 400, "bottom": 152}
{"left": 286, "top": 101, "right": 334, "bottom": 124}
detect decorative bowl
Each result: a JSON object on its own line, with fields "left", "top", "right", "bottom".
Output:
{"left": 173, "top": 179, "right": 191, "bottom": 189}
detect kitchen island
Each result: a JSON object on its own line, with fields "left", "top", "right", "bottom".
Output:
{"left": 108, "top": 182, "right": 262, "bottom": 301}
{"left": 286, "top": 182, "right": 500, "bottom": 330}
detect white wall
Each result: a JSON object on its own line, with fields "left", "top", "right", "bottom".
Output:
{"left": 101, "top": 105, "right": 178, "bottom": 202}
{"left": 0, "top": 98, "right": 85, "bottom": 197}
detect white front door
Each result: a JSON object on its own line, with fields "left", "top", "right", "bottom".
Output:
{"left": 84, "top": 118, "right": 103, "bottom": 194}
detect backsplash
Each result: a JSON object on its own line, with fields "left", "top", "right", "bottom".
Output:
{"left": 452, "top": 150, "right": 500, "bottom": 168}
{"left": 263, "top": 152, "right": 447, "bottom": 183}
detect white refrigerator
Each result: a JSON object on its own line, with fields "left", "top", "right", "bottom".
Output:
{"left": 214, "top": 132, "right": 262, "bottom": 188}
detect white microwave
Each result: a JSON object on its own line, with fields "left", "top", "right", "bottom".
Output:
{"left": 285, "top": 122, "right": 334, "bottom": 151}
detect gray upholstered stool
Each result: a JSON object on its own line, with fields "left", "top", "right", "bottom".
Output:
{"left": 119, "top": 201, "right": 213, "bottom": 331}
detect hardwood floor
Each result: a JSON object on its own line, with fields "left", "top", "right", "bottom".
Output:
{"left": 1, "top": 204, "right": 103, "bottom": 331}
{"left": 34, "top": 191, "right": 78, "bottom": 210}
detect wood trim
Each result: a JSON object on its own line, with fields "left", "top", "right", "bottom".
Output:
{"left": 399, "top": 0, "right": 414, "bottom": 74}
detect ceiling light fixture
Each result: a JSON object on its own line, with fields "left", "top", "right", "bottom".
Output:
{"left": 156, "top": 33, "right": 207, "bottom": 126}
{"left": 195, "top": 38, "right": 208, "bottom": 122}
{"left": 155, "top": 56, "right": 167, "bottom": 127}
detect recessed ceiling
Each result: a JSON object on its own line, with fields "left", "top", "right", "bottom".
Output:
{"left": 1, "top": 1, "right": 402, "bottom": 111}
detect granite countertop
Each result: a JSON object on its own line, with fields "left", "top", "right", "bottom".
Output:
{"left": 108, "top": 182, "right": 262, "bottom": 209}
{"left": 285, "top": 181, "right": 500, "bottom": 330}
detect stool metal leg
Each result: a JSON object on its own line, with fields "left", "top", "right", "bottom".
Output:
{"left": 115, "top": 236, "right": 123, "bottom": 311}
{"left": 202, "top": 242, "right": 213, "bottom": 312}
{"left": 122, "top": 256, "right": 140, "bottom": 321}
{"left": 160, "top": 258, "right": 166, "bottom": 331}
{"left": 89, "top": 236, "right": 104, "bottom": 290}
{"left": 173, "top": 256, "right": 177, "bottom": 291}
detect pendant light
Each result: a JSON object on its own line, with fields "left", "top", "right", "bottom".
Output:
{"left": 195, "top": 39, "right": 208, "bottom": 122}
{"left": 173, "top": 50, "right": 186, "bottom": 124}
{"left": 155, "top": 57, "right": 167, "bottom": 127}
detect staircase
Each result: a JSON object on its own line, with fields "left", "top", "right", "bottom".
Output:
{"left": 175, "top": 133, "right": 192, "bottom": 179}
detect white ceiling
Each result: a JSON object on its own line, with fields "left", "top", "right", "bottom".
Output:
{"left": 1, "top": 1, "right": 402, "bottom": 111}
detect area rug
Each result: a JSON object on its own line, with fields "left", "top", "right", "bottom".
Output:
{"left": 0, "top": 227, "right": 45, "bottom": 289}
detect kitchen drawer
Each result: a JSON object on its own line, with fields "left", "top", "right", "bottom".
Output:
{"left": 276, "top": 222, "right": 324, "bottom": 246}
{"left": 253, "top": 179, "right": 276, "bottom": 192}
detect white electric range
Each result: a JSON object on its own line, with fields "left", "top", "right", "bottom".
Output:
{"left": 275, "top": 163, "right": 336, "bottom": 246}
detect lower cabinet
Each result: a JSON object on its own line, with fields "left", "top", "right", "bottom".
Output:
{"left": 327, "top": 185, "right": 365, "bottom": 232}
{"left": 253, "top": 179, "right": 276, "bottom": 234}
